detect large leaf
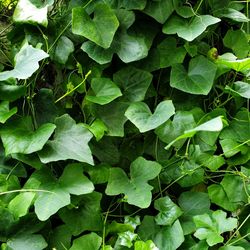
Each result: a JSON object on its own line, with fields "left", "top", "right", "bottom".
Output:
{"left": 0, "top": 117, "right": 56, "bottom": 155}
{"left": 72, "top": 4, "right": 119, "bottom": 48}
{"left": 163, "top": 15, "right": 220, "bottom": 41}
{"left": 0, "top": 101, "right": 17, "bottom": 123}
{"left": 125, "top": 100, "right": 175, "bottom": 133}
{"left": 143, "top": 0, "right": 175, "bottom": 23}
{"left": 38, "top": 114, "right": 93, "bottom": 164}
{"left": 113, "top": 66, "right": 153, "bottom": 102}
{"left": 154, "top": 196, "right": 183, "bottom": 226}
{"left": 70, "top": 232, "right": 102, "bottom": 250}
{"left": 6, "top": 234, "right": 47, "bottom": 250}
{"left": 170, "top": 56, "right": 217, "bottom": 95}
{"left": 0, "top": 44, "right": 49, "bottom": 81}
{"left": 193, "top": 210, "right": 238, "bottom": 246}
{"left": 106, "top": 157, "right": 162, "bottom": 208}
{"left": 86, "top": 78, "right": 122, "bottom": 105}
{"left": 13, "top": 0, "right": 52, "bottom": 27}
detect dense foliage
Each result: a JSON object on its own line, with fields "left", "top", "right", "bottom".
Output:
{"left": 0, "top": 0, "right": 250, "bottom": 249}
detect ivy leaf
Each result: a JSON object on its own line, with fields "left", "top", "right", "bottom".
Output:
{"left": 193, "top": 210, "right": 238, "bottom": 246}
{"left": 0, "top": 44, "right": 49, "bottom": 81}
{"left": 0, "top": 101, "right": 17, "bottom": 123}
{"left": 72, "top": 4, "right": 119, "bottom": 48}
{"left": 165, "top": 116, "right": 224, "bottom": 150}
{"left": 225, "top": 81, "right": 250, "bottom": 99}
{"left": 163, "top": 15, "right": 220, "bottom": 41}
{"left": 125, "top": 100, "right": 175, "bottom": 133}
{"left": 13, "top": 0, "right": 52, "bottom": 27}
{"left": 143, "top": 0, "right": 175, "bottom": 23}
{"left": 0, "top": 83, "right": 26, "bottom": 101}
{"left": 59, "top": 164, "right": 94, "bottom": 195}
{"left": 134, "top": 240, "right": 159, "bottom": 250}
{"left": 6, "top": 234, "right": 48, "bottom": 250}
{"left": 69, "top": 232, "right": 102, "bottom": 250}
{"left": 38, "top": 114, "right": 94, "bottom": 164}
{"left": 59, "top": 192, "right": 102, "bottom": 236}
{"left": 0, "top": 117, "right": 56, "bottom": 155}
{"left": 170, "top": 55, "right": 217, "bottom": 95}
{"left": 113, "top": 66, "right": 153, "bottom": 102}
{"left": 214, "top": 8, "right": 249, "bottom": 23}
{"left": 86, "top": 78, "right": 122, "bottom": 105}
{"left": 216, "top": 53, "right": 250, "bottom": 72}
{"left": 154, "top": 196, "right": 183, "bottom": 226}
{"left": 105, "top": 157, "right": 162, "bottom": 208}
{"left": 52, "top": 36, "right": 74, "bottom": 64}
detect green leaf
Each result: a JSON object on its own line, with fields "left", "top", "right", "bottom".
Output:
{"left": 154, "top": 196, "right": 183, "bottom": 226}
{"left": 216, "top": 53, "right": 250, "bottom": 73}
{"left": 106, "top": 157, "right": 162, "bottom": 208}
{"left": 194, "top": 210, "right": 238, "bottom": 246}
{"left": 214, "top": 8, "right": 249, "bottom": 23}
{"left": 0, "top": 84, "right": 26, "bottom": 101}
{"left": 225, "top": 81, "right": 250, "bottom": 99}
{"left": 72, "top": 4, "right": 119, "bottom": 48}
{"left": 59, "top": 192, "right": 102, "bottom": 236}
{"left": 0, "top": 43, "right": 49, "bottom": 81}
{"left": 165, "top": 116, "right": 224, "bottom": 150}
{"left": 170, "top": 55, "right": 217, "bottom": 95}
{"left": 59, "top": 164, "right": 94, "bottom": 195}
{"left": 8, "top": 192, "right": 35, "bottom": 218}
{"left": 86, "top": 78, "right": 122, "bottom": 105}
{"left": 34, "top": 183, "right": 70, "bottom": 221}
{"left": 84, "top": 119, "right": 108, "bottom": 141}
{"left": 113, "top": 66, "right": 153, "bottom": 102}
{"left": 13, "top": 0, "right": 51, "bottom": 27}
{"left": 49, "top": 225, "right": 72, "bottom": 250}
{"left": 134, "top": 240, "right": 158, "bottom": 250}
{"left": 154, "top": 220, "right": 184, "bottom": 250}
{"left": 163, "top": 15, "right": 220, "bottom": 41}
{"left": 0, "top": 117, "right": 56, "bottom": 155}
{"left": 113, "top": 0, "right": 147, "bottom": 10}
{"left": 143, "top": 0, "right": 174, "bottom": 23}
{"left": 53, "top": 36, "right": 74, "bottom": 64}
{"left": 38, "top": 114, "right": 94, "bottom": 164}
{"left": 125, "top": 100, "right": 175, "bottom": 133}
{"left": 223, "top": 29, "right": 249, "bottom": 58}
{"left": 219, "top": 246, "right": 245, "bottom": 250}
{"left": 178, "top": 192, "right": 211, "bottom": 216}
{"left": 6, "top": 234, "right": 47, "bottom": 250}
{"left": 69, "top": 232, "right": 102, "bottom": 250}
{"left": 0, "top": 101, "right": 17, "bottom": 123}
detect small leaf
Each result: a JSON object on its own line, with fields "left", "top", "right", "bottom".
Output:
{"left": 134, "top": 240, "right": 159, "bottom": 250}
{"left": 38, "top": 114, "right": 94, "bottom": 164}
{"left": 0, "top": 117, "right": 56, "bottom": 155}
{"left": 69, "top": 232, "right": 102, "bottom": 250}
{"left": 154, "top": 196, "right": 183, "bottom": 226}
{"left": 106, "top": 157, "right": 162, "bottom": 208}
{"left": 6, "top": 234, "right": 48, "bottom": 250}
{"left": 163, "top": 15, "right": 220, "bottom": 41}
{"left": 225, "top": 81, "right": 250, "bottom": 99}
{"left": 0, "top": 44, "right": 49, "bottom": 81}
{"left": 170, "top": 55, "right": 217, "bottom": 95}
{"left": 85, "top": 119, "right": 108, "bottom": 141}
{"left": 72, "top": 4, "right": 119, "bottom": 48}
{"left": 193, "top": 210, "right": 238, "bottom": 246}
{"left": 113, "top": 66, "right": 153, "bottom": 102}
{"left": 86, "top": 78, "right": 122, "bottom": 105}
{"left": 13, "top": 0, "right": 51, "bottom": 27}
{"left": 59, "top": 164, "right": 94, "bottom": 195}
{"left": 0, "top": 101, "right": 17, "bottom": 123}
{"left": 125, "top": 100, "right": 175, "bottom": 133}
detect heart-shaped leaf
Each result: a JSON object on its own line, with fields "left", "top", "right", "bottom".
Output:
{"left": 0, "top": 43, "right": 49, "bottom": 81}
{"left": 0, "top": 117, "right": 56, "bottom": 155}
{"left": 72, "top": 4, "right": 119, "bottom": 49}
{"left": 170, "top": 55, "right": 217, "bottom": 95}
{"left": 125, "top": 100, "right": 175, "bottom": 132}
{"left": 106, "top": 157, "right": 162, "bottom": 208}
{"left": 13, "top": 0, "right": 52, "bottom": 27}
{"left": 86, "top": 78, "right": 122, "bottom": 105}
{"left": 0, "top": 101, "right": 17, "bottom": 123}
{"left": 70, "top": 233, "right": 102, "bottom": 250}
{"left": 38, "top": 114, "right": 93, "bottom": 164}
{"left": 163, "top": 15, "right": 220, "bottom": 41}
